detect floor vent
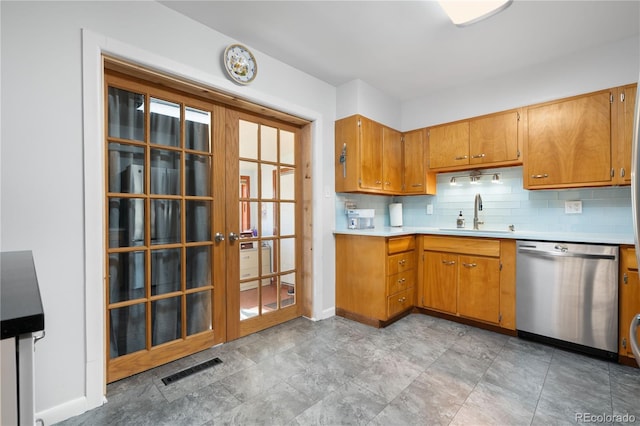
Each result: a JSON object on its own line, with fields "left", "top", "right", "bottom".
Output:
{"left": 161, "top": 357, "right": 223, "bottom": 386}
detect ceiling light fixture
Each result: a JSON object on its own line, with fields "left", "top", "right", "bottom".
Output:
{"left": 439, "top": 0, "right": 513, "bottom": 27}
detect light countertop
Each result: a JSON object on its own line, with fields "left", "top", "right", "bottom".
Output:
{"left": 333, "top": 226, "right": 634, "bottom": 245}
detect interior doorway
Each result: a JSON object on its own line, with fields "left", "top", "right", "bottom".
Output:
{"left": 103, "top": 62, "right": 311, "bottom": 382}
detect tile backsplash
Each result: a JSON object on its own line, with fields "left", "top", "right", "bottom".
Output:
{"left": 335, "top": 166, "right": 633, "bottom": 236}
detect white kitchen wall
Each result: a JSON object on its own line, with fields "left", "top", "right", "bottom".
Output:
{"left": 1, "top": 1, "right": 337, "bottom": 423}
{"left": 336, "top": 79, "right": 402, "bottom": 129}
{"left": 336, "top": 166, "right": 632, "bottom": 237}
{"left": 401, "top": 36, "right": 639, "bottom": 131}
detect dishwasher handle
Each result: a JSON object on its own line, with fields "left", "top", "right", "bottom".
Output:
{"left": 517, "top": 246, "right": 616, "bottom": 260}
{"left": 630, "top": 314, "right": 640, "bottom": 365}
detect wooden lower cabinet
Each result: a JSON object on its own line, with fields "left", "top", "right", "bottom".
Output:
{"left": 335, "top": 234, "right": 415, "bottom": 326}
{"left": 418, "top": 235, "right": 515, "bottom": 330}
{"left": 458, "top": 255, "right": 500, "bottom": 324}
{"left": 619, "top": 246, "right": 640, "bottom": 363}
{"left": 423, "top": 251, "right": 457, "bottom": 314}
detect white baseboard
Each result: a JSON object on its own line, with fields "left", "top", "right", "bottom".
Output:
{"left": 36, "top": 395, "right": 105, "bottom": 425}
{"left": 320, "top": 307, "right": 336, "bottom": 320}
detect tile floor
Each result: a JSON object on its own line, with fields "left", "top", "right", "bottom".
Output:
{"left": 56, "top": 314, "right": 640, "bottom": 425}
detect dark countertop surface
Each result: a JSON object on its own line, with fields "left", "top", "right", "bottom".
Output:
{"left": 1, "top": 251, "right": 45, "bottom": 339}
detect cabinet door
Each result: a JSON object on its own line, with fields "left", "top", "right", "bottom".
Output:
{"left": 469, "top": 110, "right": 520, "bottom": 165}
{"left": 620, "top": 269, "right": 640, "bottom": 358}
{"left": 458, "top": 255, "right": 500, "bottom": 324}
{"left": 423, "top": 251, "right": 457, "bottom": 314}
{"left": 525, "top": 90, "right": 613, "bottom": 188}
{"left": 334, "top": 115, "right": 360, "bottom": 192}
{"left": 382, "top": 126, "right": 403, "bottom": 193}
{"left": 428, "top": 121, "right": 469, "bottom": 169}
{"left": 616, "top": 84, "right": 637, "bottom": 185}
{"left": 359, "top": 117, "right": 383, "bottom": 190}
{"left": 403, "top": 129, "right": 436, "bottom": 194}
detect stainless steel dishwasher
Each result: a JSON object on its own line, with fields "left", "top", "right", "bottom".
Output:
{"left": 516, "top": 240, "right": 618, "bottom": 360}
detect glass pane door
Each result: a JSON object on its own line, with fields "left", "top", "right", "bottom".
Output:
{"left": 232, "top": 116, "right": 301, "bottom": 338}
{"left": 105, "top": 78, "right": 223, "bottom": 383}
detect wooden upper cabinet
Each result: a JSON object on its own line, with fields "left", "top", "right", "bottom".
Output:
{"left": 335, "top": 115, "right": 383, "bottom": 192}
{"left": 614, "top": 83, "right": 637, "bottom": 185}
{"left": 428, "top": 121, "right": 470, "bottom": 169}
{"left": 403, "top": 128, "right": 437, "bottom": 195}
{"left": 469, "top": 110, "right": 521, "bottom": 166}
{"left": 335, "top": 114, "right": 434, "bottom": 195}
{"left": 428, "top": 109, "right": 522, "bottom": 172}
{"left": 359, "top": 116, "right": 384, "bottom": 190}
{"left": 524, "top": 89, "right": 613, "bottom": 189}
{"left": 382, "top": 127, "right": 403, "bottom": 193}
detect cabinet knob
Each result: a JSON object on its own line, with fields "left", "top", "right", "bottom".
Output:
{"left": 398, "top": 296, "right": 407, "bottom": 303}
{"left": 214, "top": 232, "right": 225, "bottom": 243}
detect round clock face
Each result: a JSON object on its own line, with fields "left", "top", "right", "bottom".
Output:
{"left": 223, "top": 44, "right": 257, "bottom": 85}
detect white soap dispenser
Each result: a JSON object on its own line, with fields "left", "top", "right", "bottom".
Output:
{"left": 457, "top": 211, "right": 465, "bottom": 228}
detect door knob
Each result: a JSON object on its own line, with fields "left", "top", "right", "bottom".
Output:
{"left": 214, "top": 232, "right": 225, "bottom": 243}
{"left": 228, "top": 232, "right": 240, "bottom": 242}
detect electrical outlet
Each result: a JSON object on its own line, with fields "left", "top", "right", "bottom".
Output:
{"left": 565, "top": 200, "right": 582, "bottom": 214}
{"left": 426, "top": 204, "right": 434, "bottom": 215}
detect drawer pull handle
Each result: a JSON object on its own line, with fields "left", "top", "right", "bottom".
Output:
{"left": 471, "top": 153, "right": 485, "bottom": 159}
{"left": 398, "top": 259, "right": 407, "bottom": 265}
{"left": 411, "top": 183, "right": 423, "bottom": 187}
{"left": 462, "top": 262, "right": 477, "bottom": 268}
{"left": 442, "top": 260, "right": 456, "bottom": 265}
{"left": 531, "top": 174, "right": 549, "bottom": 179}
{"left": 397, "top": 278, "right": 406, "bottom": 284}
{"left": 455, "top": 155, "right": 468, "bottom": 160}
{"left": 398, "top": 296, "right": 407, "bottom": 303}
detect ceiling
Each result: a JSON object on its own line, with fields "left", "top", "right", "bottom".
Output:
{"left": 160, "top": 1, "right": 640, "bottom": 102}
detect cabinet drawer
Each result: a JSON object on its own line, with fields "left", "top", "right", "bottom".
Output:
{"left": 240, "top": 267, "right": 258, "bottom": 279}
{"left": 240, "top": 250, "right": 258, "bottom": 265}
{"left": 388, "top": 252, "right": 415, "bottom": 275}
{"left": 388, "top": 270, "right": 414, "bottom": 295}
{"left": 388, "top": 236, "right": 415, "bottom": 254}
{"left": 388, "top": 288, "right": 413, "bottom": 317}
{"left": 623, "top": 247, "right": 638, "bottom": 270}
{"left": 423, "top": 235, "right": 500, "bottom": 257}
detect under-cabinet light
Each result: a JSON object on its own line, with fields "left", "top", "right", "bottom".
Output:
{"left": 438, "top": 0, "right": 512, "bottom": 27}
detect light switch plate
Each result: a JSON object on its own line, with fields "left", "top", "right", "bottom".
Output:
{"left": 426, "top": 204, "right": 434, "bottom": 215}
{"left": 565, "top": 200, "right": 582, "bottom": 214}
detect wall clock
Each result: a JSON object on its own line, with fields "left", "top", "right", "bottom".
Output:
{"left": 223, "top": 43, "right": 257, "bottom": 85}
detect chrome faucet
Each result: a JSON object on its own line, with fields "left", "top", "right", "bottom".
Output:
{"left": 473, "top": 193, "right": 483, "bottom": 230}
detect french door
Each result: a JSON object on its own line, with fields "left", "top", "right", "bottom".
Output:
{"left": 225, "top": 110, "right": 302, "bottom": 340}
{"left": 104, "top": 70, "right": 301, "bottom": 382}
